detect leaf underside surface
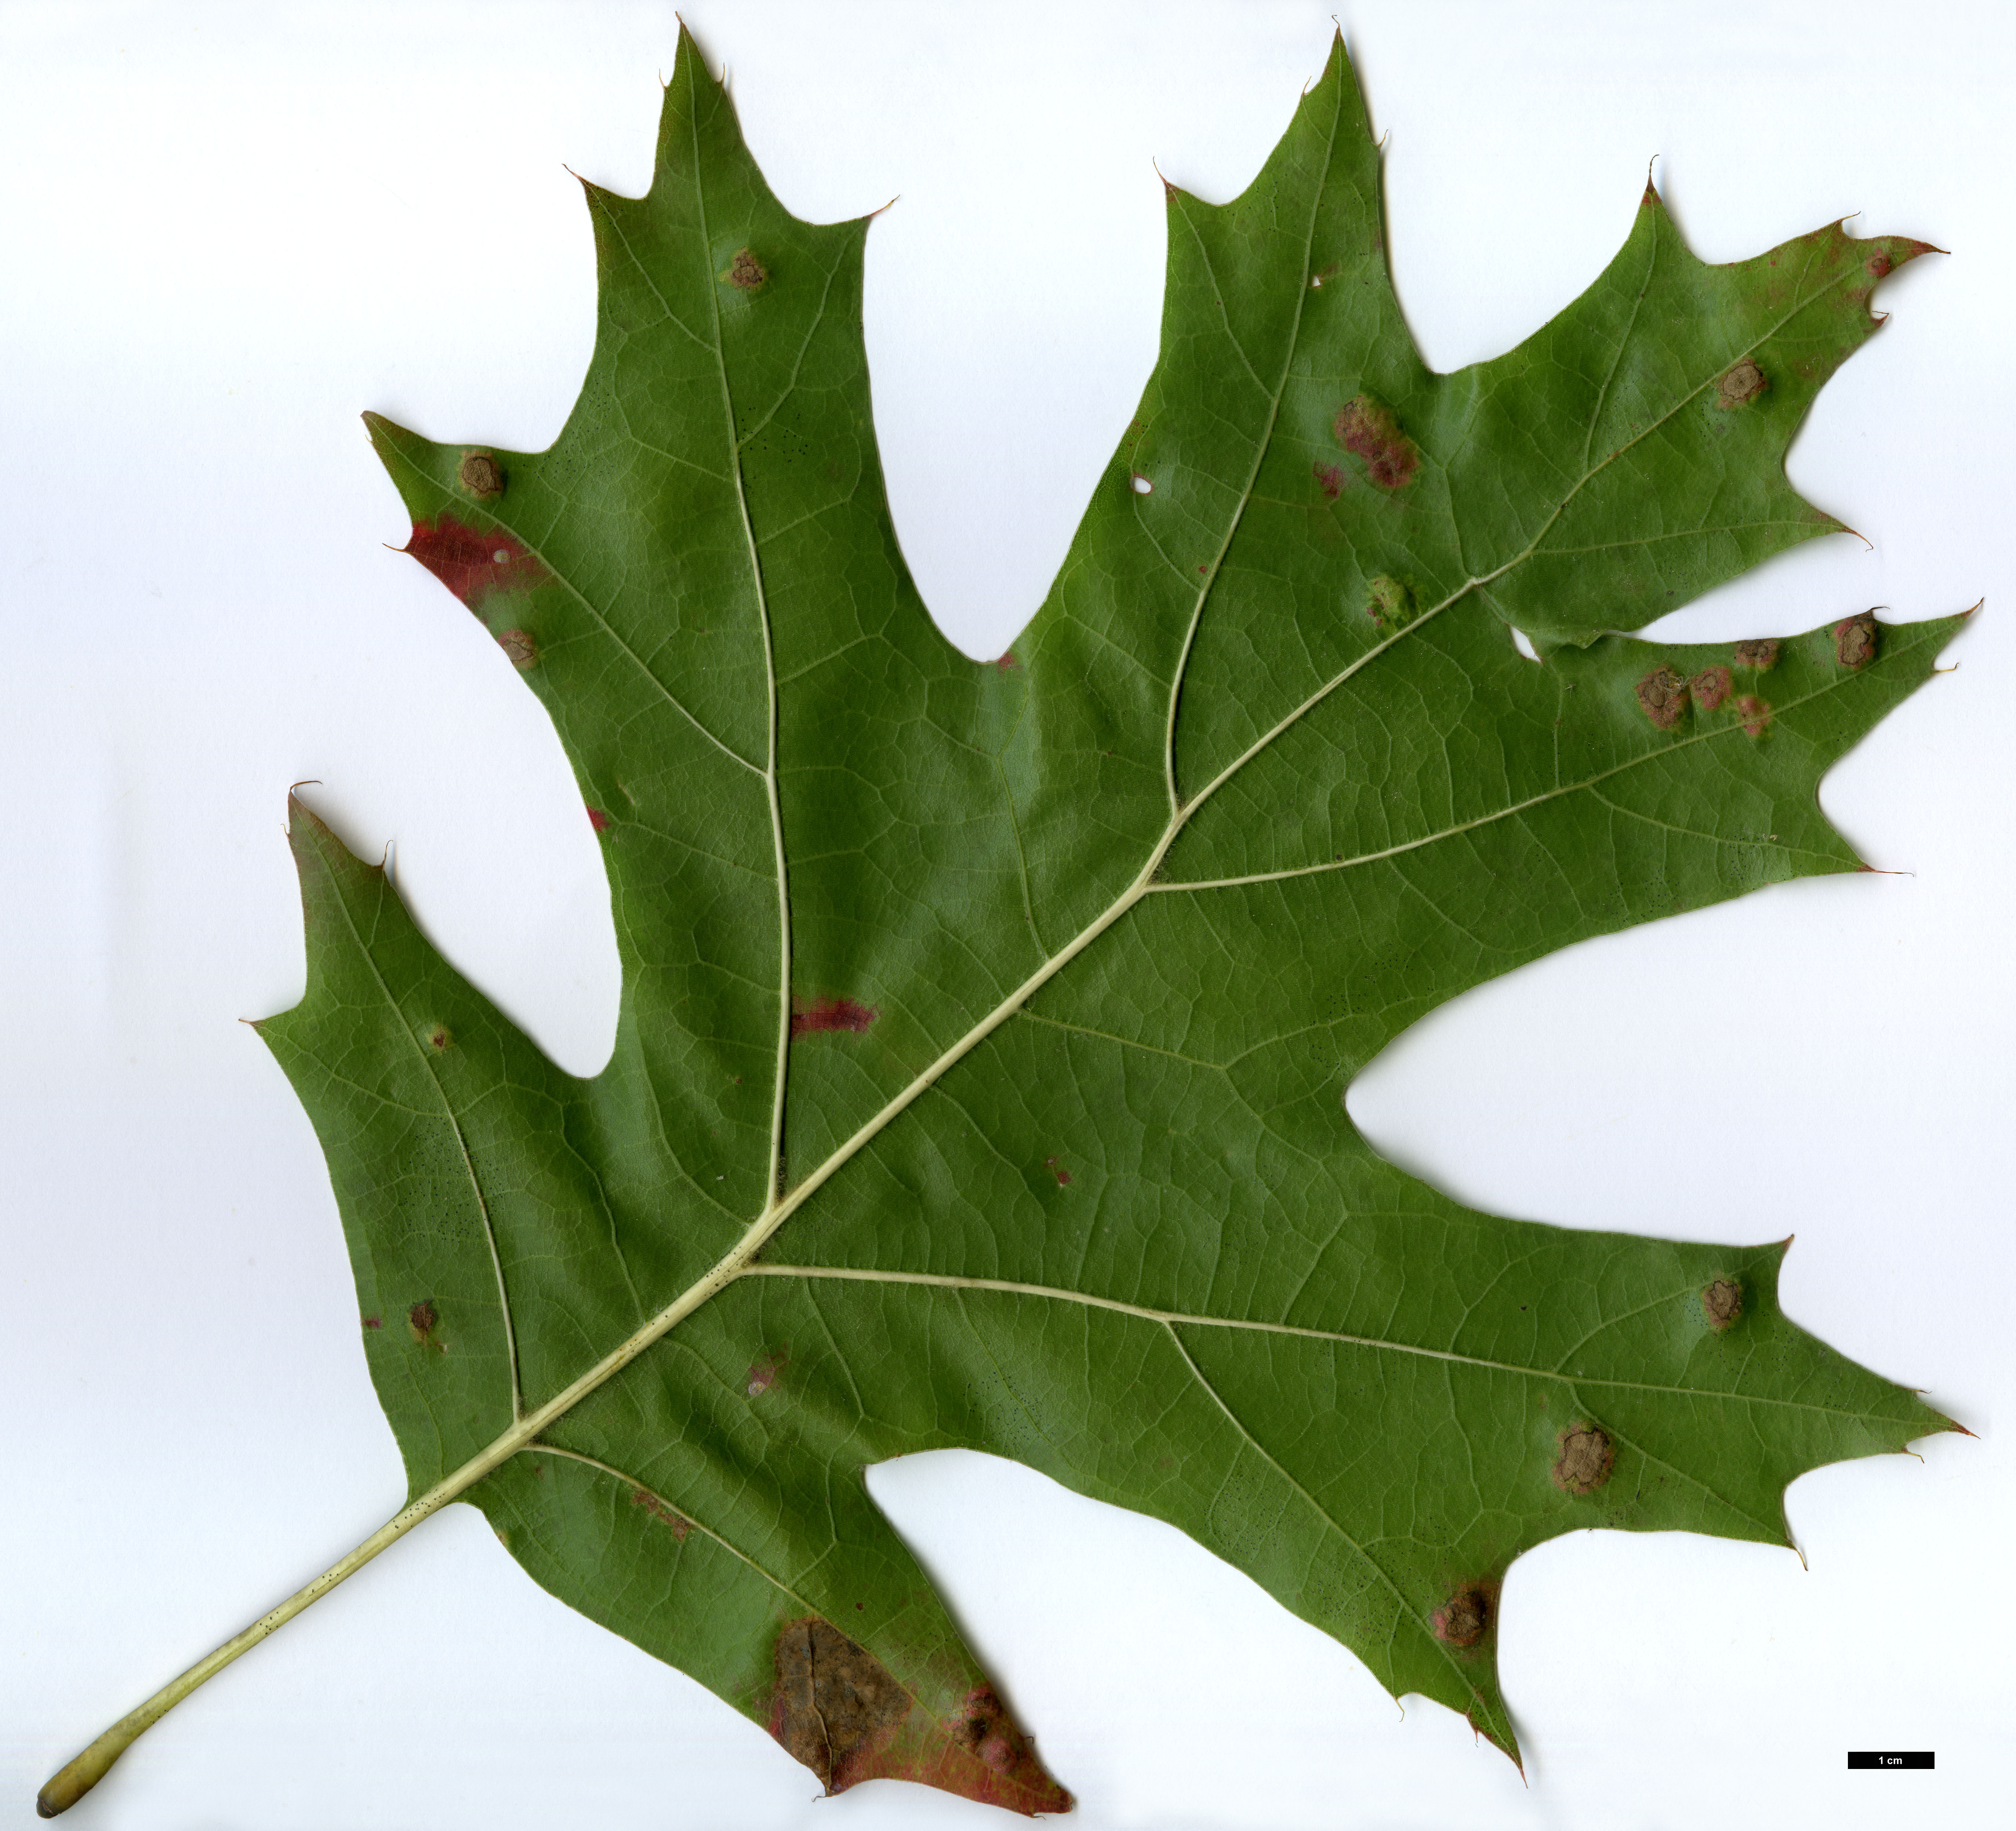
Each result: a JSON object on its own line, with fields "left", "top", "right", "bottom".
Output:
{"left": 247, "top": 26, "right": 1957, "bottom": 1813}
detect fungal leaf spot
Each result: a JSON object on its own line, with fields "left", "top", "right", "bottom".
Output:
{"left": 408, "top": 1299, "right": 443, "bottom": 1352}
{"left": 1553, "top": 1423, "right": 1614, "bottom": 1496}
{"left": 1835, "top": 611, "right": 1879, "bottom": 669}
{"left": 1702, "top": 1278, "right": 1744, "bottom": 1330}
{"left": 1333, "top": 394, "right": 1418, "bottom": 489}
{"left": 767, "top": 1620, "right": 1068, "bottom": 1811}
{"left": 1715, "top": 358, "right": 1768, "bottom": 408}
{"left": 1635, "top": 665, "right": 1689, "bottom": 729}
{"left": 1690, "top": 665, "right": 1732, "bottom": 712}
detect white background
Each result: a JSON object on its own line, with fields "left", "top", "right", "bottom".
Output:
{"left": 1, "top": 2, "right": 2008, "bottom": 1827}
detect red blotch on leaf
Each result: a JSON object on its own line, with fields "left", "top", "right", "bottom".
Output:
{"left": 792, "top": 996, "right": 877, "bottom": 1037}
{"left": 1313, "top": 460, "right": 1344, "bottom": 500}
{"left": 993, "top": 651, "right": 1017, "bottom": 673}
{"left": 746, "top": 1351, "right": 788, "bottom": 1397}
{"left": 405, "top": 514, "right": 548, "bottom": 609}
{"left": 363, "top": 1315, "right": 382, "bottom": 1330}
{"left": 1333, "top": 395, "right": 1419, "bottom": 491}
{"left": 587, "top": 806, "right": 612, "bottom": 833}
{"left": 1044, "top": 1154, "right": 1072, "bottom": 1186}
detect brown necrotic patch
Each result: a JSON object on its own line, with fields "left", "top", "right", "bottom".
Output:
{"left": 1690, "top": 666, "right": 1732, "bottom": 713}
{"left": 1733, "top": 638, "right": 1780, "bottom": 671}
{"left": 408, "top": 1299, "right": 442, "bottom": 1351}
{"left": 1715, "top": 357, "right": 1768, "bottom": 408}
{"left": 426, "top": 1023, "right": 453, "bottom": 1051}
{"left": 457, "top": 451, "right": 504, "bottom": 499}
{"left": 726, "top": 248, "right": 768, "bottom": 291}
{"left": 769, "top": 1619, "right": 911, "bottom": 1793}
{"left": 1432, "top": 1584, "right": 1492, "bottom": 1648}
{"left": 1702, "top": 1278, "right": 1744, "bottom": 1330}
{"left": 1333, "top": 394, "right": 1419, "bottom": 490}
{"left": 497, "top": 629, "right": 538, "bottom": 670}
{"left": 1635, "top": 665, "right": 1689, "bottom": 729}
{"left": 629, "top": 1487, "right": 692, "bottom": 1541}
{"left": 1835, "top": 611, "right": 1879, "bottom": 669}
{"left": 1553, "top": 1423, "right": 1615, "bottom": 1496}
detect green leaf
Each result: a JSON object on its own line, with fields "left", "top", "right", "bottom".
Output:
{"left": 41, "top": 22, "right": 1961, "bottom": 1821}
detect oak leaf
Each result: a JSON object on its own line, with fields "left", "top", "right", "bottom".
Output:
{"left": 41, "top": 25, "right": 1962, "bottom": 1821}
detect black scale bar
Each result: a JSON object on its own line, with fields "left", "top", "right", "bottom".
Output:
{"left": 1848, "top": 1751, "right": 1934, "bottom": 1770}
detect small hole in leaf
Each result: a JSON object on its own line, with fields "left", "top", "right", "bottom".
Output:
{"left": 1131, "top": 474, "right": 1153, "bottom": 495}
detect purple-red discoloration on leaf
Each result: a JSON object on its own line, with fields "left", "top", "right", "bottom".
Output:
{"left": 767, "top": 1619, "right": 1070, "bottom": 1815}
{"left": 1690, "top": 666, "right": 1732, "bottom": 712}
{"left": 1736, "top": 694, "right": 1773, "bottom": 738}
{"left": 405, "top": 514, "right": 548, "bottom": 609}
{"left": 1734, "top": 638, "right": 1780, "bottom": 671}
{"left": 745, "top": 1351, "right": 788, "bottom": 1398}
{"left": 1333, "top": 394, "right": 1418, "bottom": 490}
{"left": 1313, "top": 459, "right": 1344, "bottom": 500}
{"left": 629, "top": 1487, "right": 692, "bottom": 1540}
{"left": 992, "top": 651, "right": 1017, "bottom": 673}
{"left": 1044, "top": 1154, "right": 1072, "bottom": 1187}
{"left": 363, "top": 1315, "right": 382, "bottom": 1330}
{"left": 792, "top": 996, "right": 877, "bottom": 1037}
{"left": 587, "top": 806, "right": 612, "bottom": 833}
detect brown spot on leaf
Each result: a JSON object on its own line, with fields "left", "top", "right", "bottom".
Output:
{"left": 1835, "top": 611, "right": 1879, "bottom": 669}
{"left": 1690, "top": 666, "right": 1732, "bottom": 712}
{"left": 426, "top": 1024, "right": 452, "bottom": 1051}
{"left": 1736, "top": 694, "right": 1773, "bottom": 737}
{"left": 497, "top": 629, "right": 538, "bottom": 669}
{"left": 1635, "top": 665, "right": 1689, "bottom": 730}
{"left": 1702, "top": 1278, "right": 1743, "bottom": 1330}
{"left": 769, "top": 1619, "right": 908, "bottom": 1792}
{"left": 746, "top": 1351, "right": 788, "bottom": 1397}
{"left": 1432, "top": 1584, "right": 1492, "bottom": 1648}
{"left": 1867, "top": 251, "right": 1893, "bottom": 279}
{"left": 1715, "top": 358, "right": 1768, "bottom": 409}
{"left": 792, "top": 996, "right": 877, "bottom": 1037}
{"left": 1333, "top": 394, "right": 1419, "bottom": 490}
{"left": 457, "top": 452, "right": 504, "bottom": 499}
{"left": 629, "top": 1487, "right": 692, "bottom": 1540}
{"left": 1313, "top": 459, "right": 1344, "bottom": 500}
{"left": 1553, "top": 1423, "right": 1615, "bottom": 1496}
{"left": 1044, "top": 1155, "right": 1072, "bottom": 1187}
{"left": 1733, "top": 638, "right": 1780, "bottom": 671}
{"left": 767, "top": 1624, "right": 1070, "bottom": 1811}
{"left": 408, "top": 1299, "right": 442, "bottom": 1351}
{"left": 726, "top": 248, "right": 767, "bottom": 291}
{"left": 363, "top": 1315, "right": 382, "bottom": 1329}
